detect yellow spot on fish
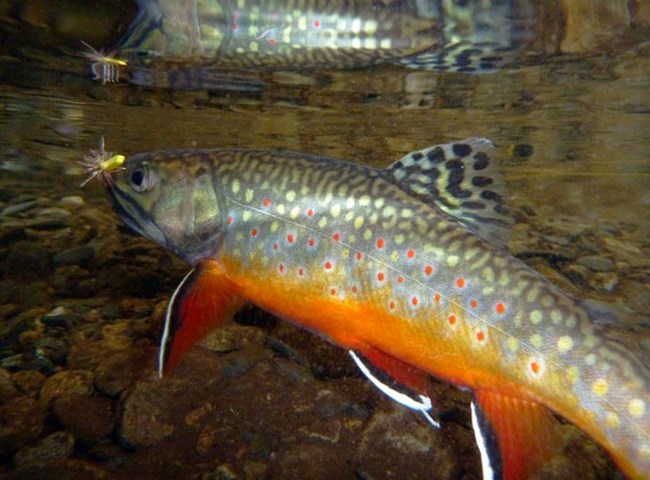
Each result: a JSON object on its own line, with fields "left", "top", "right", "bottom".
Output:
{"left": 482, "top": 267, "right": 495, "bottom": 283}
{"left": 557, "top": 336, "right": 574, "bottom": 353}
{"left": 390, "top": 251, "right": 399, "bottom": 262}
{"left": 286, "top": 190, "right": 296, "bottom": 202}
{"left": 592, "top": 379, "right": 608, "bottom": 397}
{"left": 628, "top": 399, "right": 646, "bottom": 418}
{"left": 318, "top": 217, "right": 328, "bottom": 228}
{"left": 394, "top": 233, "right": 405, "bottom": 245}
{"left": 277, "top": 204, "right": 286, "bottom": 215}
{"left": 364, "top": 19, "right": 378, "bottom": 34}
{"left": 363, "top": 229, "right": 372, "bottom": 240}
{"left": 245, "top": 189, "right": 254, "bottom": 203}
{"left": 290, "top": 206, "right": 300, "bottom": 219}
{"left": 242, "top": 211, "right": 252, "bottom": 222}
{"left": 447, "top": 255, "right": 459, "bottom": 267}
{"left": 507, "top": 337, "right": 519, "bottom": 352}
{"left": 232, "top": 179, "right": 240, "bottom": 194}
{"left": 401, "top": 209, "right": 413, "bottom": 218}
{"left": 585, "top": 353, "right": 596, "bottom": 365}
{"left": 382, "top": 205, "right": 396, "bottom": 217}
{"left": 550, "top": 309, "right": 563, "bottom": 325}
{"left": 464, "top": 248, "right": 479, "bottom": 261}
{"left": 354, "top": 216, "right": 364, "bottom": 229}
{"left": 346, "top": 197, "right": 355, "bottom": 209}
{"left": 359, "top": 195, "right": 371, "bottom": 206}
{"left": 380, "top": 38, "right": 391, "bottom": 49}
{"left": 529, "top": 334, "right": 543, "bottom": 348}
{"left": 270, "top": 221, "right": 279, "bottom": 233}
{"left": 530, "top": 310, "right": 543, "bottom": 324}
{"left": 566, "top": 366, "right": 580, "bottom": 384}
{"left": 331, "top": 204, "right": 341, "bottom": 218}
{"left": 541, "top": 295, "right": 553, "bottom": 308}
{"left": 374, "top": 198, "right": 384, "bottom": 209}
{"left": 605, "top": 412, "right": 620, "bottom": 428}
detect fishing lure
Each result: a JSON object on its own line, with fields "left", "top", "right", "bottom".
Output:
{"left": 79, "top": 137, "right": 125, "bottom": 187}
{"left": 80, "top": 41, "right": 128, "bottom": 84}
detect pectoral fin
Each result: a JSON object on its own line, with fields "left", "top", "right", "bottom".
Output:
{"left": 159, "top": 260, "right": 243, "bottom": 377}
{"left": 471, "top": 390, "right": 563, "bottom": 480}
{"left": 349, "top": 348, "right": 440, "bottom": 427}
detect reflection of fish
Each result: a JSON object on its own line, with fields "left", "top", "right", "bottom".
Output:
{"left": 96, "top": 139, "right": 649, "bottom": 479}
{"left": 101, "top": 0, "right": 520, "bottom": 88}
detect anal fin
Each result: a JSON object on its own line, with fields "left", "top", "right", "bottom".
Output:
{"left": 159, "top": 260, "right": 243, "bottom": 377}
{"left": 349, "top": 348, "right": 440, "bottom": 428}
{"left": 471, "top": 390, "right": 563, "bottom": 480}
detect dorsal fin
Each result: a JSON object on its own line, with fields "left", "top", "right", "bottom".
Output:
{"left": 382, "top": 138, "right": 514, "bottom": 249}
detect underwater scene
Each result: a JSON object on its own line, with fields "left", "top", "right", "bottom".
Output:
{"left": 0, "top": 1, "right": 649, "bottom": 479}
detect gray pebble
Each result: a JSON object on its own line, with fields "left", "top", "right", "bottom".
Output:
{"left": 1, "top": 200, "right": 38, "bottom": 216}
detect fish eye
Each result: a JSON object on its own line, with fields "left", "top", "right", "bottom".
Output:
{"left": 128, "top": 165, "right": 155, "bottom": 192}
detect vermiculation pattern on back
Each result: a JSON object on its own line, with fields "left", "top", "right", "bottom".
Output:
{"left": 159, "top": 145, "right": 649, "bottom": 472}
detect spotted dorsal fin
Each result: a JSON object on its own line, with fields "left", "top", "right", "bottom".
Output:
{"left": 382, "top": 138, "right": 513, "bottom": 249}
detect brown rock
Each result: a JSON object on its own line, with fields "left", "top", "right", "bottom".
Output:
{"left": 40, "top": 370, "right": 93, "bottom": 407}
{"left": 0, "top": 368, "right": 19, "bottom": 403}
{"left": 13, "top": 430, "right": 75, "bottom": 467}
{"left": 11, "top": 370, "right": 46, "bottom": 398}
{"left": 0, "top": 397, "right": 45, "bottom": 458}
{"left": 117, "top": 381, "right": 174, "bottom": 449}
{"left": 53, "top": 394, "right": 115, "bottom": 446}
{"left": 5, "top": 458, "right": 114, "bottom": 480}
{"left": 94, "top": 349, "right": 139, "bottom": 396}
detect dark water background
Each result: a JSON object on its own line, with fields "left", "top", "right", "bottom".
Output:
{"left": 0, "top": 1, "right": 648, "bottom": 479}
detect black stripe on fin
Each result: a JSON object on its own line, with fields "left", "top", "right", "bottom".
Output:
{"left": 382, "top": 137, "right": 514, "bottom": 249}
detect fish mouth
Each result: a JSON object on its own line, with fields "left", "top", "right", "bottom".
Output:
{"left": 105, "top": 182, "right": 169, "bottom": 249}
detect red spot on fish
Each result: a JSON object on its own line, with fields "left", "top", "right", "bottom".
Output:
{"left": 397, "top": 276, "right": 404, "bottom": 284}
{"left": 269, "top": 39, "right": 277, "bottom": 46}
{"left": 470, "top": 299, "right": 478, "bottom": 309}
{"left": 233, "top": 24, "right": 239, "bottom": 30}
{"left": 308, "top": 239, "right": 315, "bottom": 247}
{"left": 377, "top": 238, "right": 385, "bottom": 249}
{"left": 456, "top": 278, "right": 465, "bottom": 288}
{"left": 476, "top": 331, "right": 486, "bottom": 342}
{"left": 278, "top": 264, "right": 285, "bottom": 273}
{"left": 263, "top": 198, "right": 271, "bottom": 207}
{"left": 389, "top": 300, "right": 395, "bottom": 310}
{"left": 377, "top": 272, "right": 385, "bottom": 282}
{"left": 273, "top": 243, "right": 279, "bottom": 250}
{"left": 434, "top": 293, "right": 441, "bottom": 303}
{"left": 287, "top": 234, "right": 295, "bottom": 243}
{"left": 251, "top": 228, "right": 258, "bottom": 237}
{"left": 307, "top": 208, "right": 314, "bottom": 217}
{"left": 298, "top": 268, "right": 304, "bottom": 276}
{"left": 424, "top": 265, "right": 434, "bottom": 276}
{"left": 411, "top": 296, "right": 419, "bottom": 306}
{"left": 330, "top": 288, "right": 337, "bottom": 296}
{"left": 496, "top": 302, "right": 506, "bottom": 314}
{"left": 530, "top": 361, "right": 541, "bottom": 374}
{"left": 352, "top": 285, "right": 358, "bottom": 293}
{"left": 448, "top": 314, "right": 456, "bottom": 325}
{"left": 407, "top": 249, "right": 415, "bottom": 259}
{"left": 227, "top": 216, "right": 233, "bottom": 224}
{"left": 324, "top": 261, "right": 332, "bottom": 270}
{"left": 332, "top": 232, "right": 341, "bottom": 241}
{"left": 356, "top": 252, "right": 363, "bottom": 261}
{"left": 313, "top": 19, "right": 320, "bottom": 28}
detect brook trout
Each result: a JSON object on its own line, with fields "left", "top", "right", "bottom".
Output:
{"left": 91, "top": 0, "right": 526, "bottom": 88}
{"left": 91, "top": 139, "right": 649, "bottom": 479}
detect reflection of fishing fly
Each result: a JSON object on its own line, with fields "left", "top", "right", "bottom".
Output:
{"left": 79, "top": 137, "right": 125, "bottom": 187}
{"left": 80, "top": 41, "right": 128, "bottom": 84}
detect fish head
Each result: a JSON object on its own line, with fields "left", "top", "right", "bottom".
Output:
{"left": 104, "top": 151, "right": 227, "bottom": 265}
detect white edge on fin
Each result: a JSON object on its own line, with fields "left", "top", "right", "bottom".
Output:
{"left": 349, "top": 350, "right": 440, "bottom": 428}
{"left": 158, "top": 267, "right": 196, "bottom": 378}
{"left": 471, "top": 400, "right": 497, "bottom": 480}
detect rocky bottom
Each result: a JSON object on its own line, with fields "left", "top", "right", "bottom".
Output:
{"left": 0, "top": 188, "right": 648, "bottom": 479}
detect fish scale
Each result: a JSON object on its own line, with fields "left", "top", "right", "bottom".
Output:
{"left": 97, "top": 139, "right": 649, "bottom": 479}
